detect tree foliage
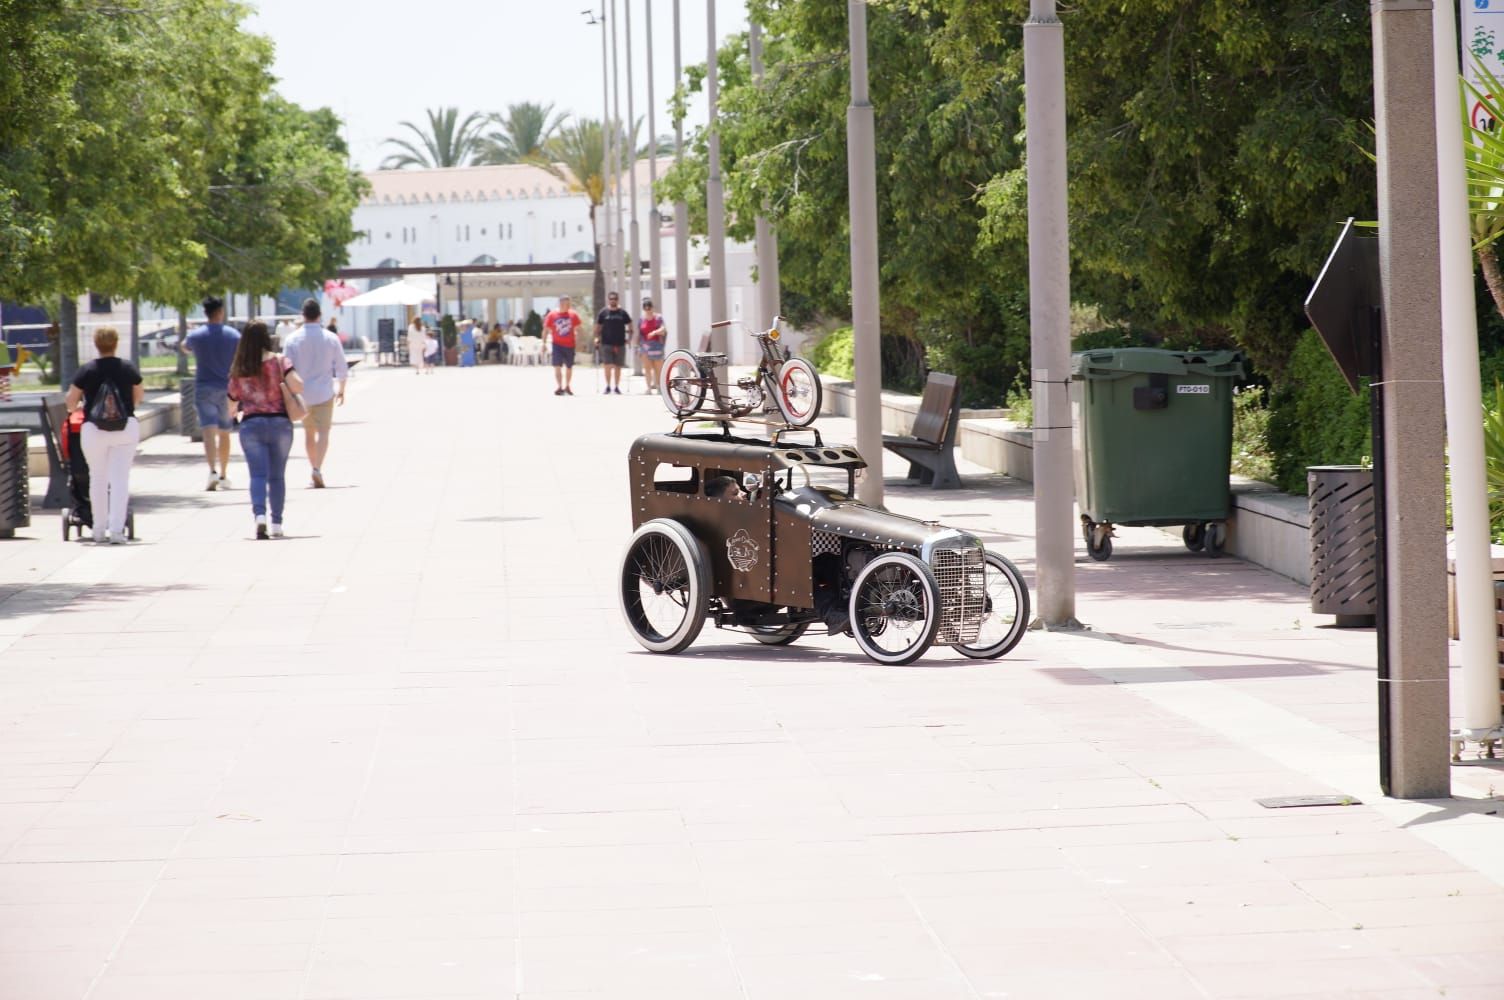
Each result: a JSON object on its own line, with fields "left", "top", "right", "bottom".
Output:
{"left": 661, "top": 0, "right": 1376, "bottom": 401}
{"left": 981, "top": 0, "right": 1376, "bottom": 375}
{"left": 0, "top": 0, "right": 367, "bottom": 311}
{"left": 380, "top": 107, "right": 489, "bottom": 170}
{"left": 476, "top": 102, "right": 569, "bottom": 165}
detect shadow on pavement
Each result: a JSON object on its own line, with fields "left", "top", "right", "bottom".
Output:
{"left": 0, "top": 580, "right": 199, "bottom": 612}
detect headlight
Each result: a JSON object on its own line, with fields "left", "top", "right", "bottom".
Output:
{"left": 768, "top": 328, "right": 781, "bottom": 341}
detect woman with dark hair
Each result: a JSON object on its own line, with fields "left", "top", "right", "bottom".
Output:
{"left": 227, "top": 321, "right": 303, "bottom": 539}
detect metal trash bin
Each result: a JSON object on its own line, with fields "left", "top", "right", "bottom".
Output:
{"left": 179, "top": 379, "right": 202, "bottom": 443}
{"left": 0, "top": 428, "right": 30, "bottom": 538}
{"left": 1307, "top": 465, "right": 1377, "bottom": 627}
{"left": 1071, "top": 348, "right": 1245, "bottom": 561}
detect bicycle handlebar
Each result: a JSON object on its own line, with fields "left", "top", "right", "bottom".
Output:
{"left": 710, "top": 320, "right": 734, "bottom": 329}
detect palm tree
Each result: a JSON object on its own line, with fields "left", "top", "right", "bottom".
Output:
{"left": 475, "top": 101, "right": 568, "bottom": 165}
{"left": 534, "top": 119, "right": 607, "bottom": 310}
{"left": 379, "top": 108, "right": 488, "bottom": 169}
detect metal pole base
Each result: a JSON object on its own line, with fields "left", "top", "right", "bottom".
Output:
{"left": 1027, "top": 616, "right": 1087, "bottom": 633}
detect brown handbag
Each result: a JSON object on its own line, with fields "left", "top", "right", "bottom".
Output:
{"left": 276, "top": 357, "right": 308, "bottom": 421}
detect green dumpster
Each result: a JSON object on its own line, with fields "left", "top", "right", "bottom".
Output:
{"left": 1070, "top": 348, "right": 1245, "bottom": 561}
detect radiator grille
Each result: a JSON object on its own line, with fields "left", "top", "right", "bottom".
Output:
{"left": 931, "top": 545, "right": 985, "bottom": 645}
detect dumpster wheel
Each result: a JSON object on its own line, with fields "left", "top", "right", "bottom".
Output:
{"left": 1182, "top": 522, "right": 1205, "bottom": 552}
{"left": 1202, "top": 521, "right": 1226, "bottom": 558}
{"left": 1081, "top": 517, "right": 1113, "bottom": 562}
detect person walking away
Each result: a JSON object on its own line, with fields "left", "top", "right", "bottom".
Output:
{"left": 639, "top": 298, "right": 667, "bottom": 395}
{"left": 406, "top": 317, "right": 426, "bottom": 374}
{"left": 594, "top": 292, "right": 632, "bottom": 395}
{"left": 227, "top": 322, "right": 301, "bottom": 539}
{"left": 459, "top": 320, "right": 477, "bottom": 367}
{"left": 544, "top": 295, "right": 583, "bottom": 396}
{"left": 179, "top": 295, "right": 241, "bottom": 490}
{"left": 423, "top": 327, "right": 439, "bottom": 372}
{"left": 65, "top": 327, "right": 143, "bottom": 544}
{"left": 283, "top": 298, "right": 348, "bottom": 488}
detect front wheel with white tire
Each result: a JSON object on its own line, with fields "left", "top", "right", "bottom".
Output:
{"left": 772, "top": 357, "right": 822, "bottom": 427}
{"left": 660, "top": 351, "right": 706, "bottom": 418}
{"left": 955, "top": 551, "right": 1030, "bottom": 659}
{"left": 848, "top": 552, "right": 941, "bottom": 666}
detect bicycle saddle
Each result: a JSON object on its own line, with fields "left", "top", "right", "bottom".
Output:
{"left": 696, "top": 353, "right": 728, "bottom": 364}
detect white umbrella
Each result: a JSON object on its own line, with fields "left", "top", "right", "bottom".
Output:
{"left": 340, "top": 280, "right": 435, "bottom": 308}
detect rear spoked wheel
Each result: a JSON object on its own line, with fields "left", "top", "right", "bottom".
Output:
{"left": 619, "top": 520, "right": 709, "bottom": 653}
{"left": 660, "top": 351, "right": 706, "bottom": 418}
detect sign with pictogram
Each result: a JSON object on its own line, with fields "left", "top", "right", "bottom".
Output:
{"left": 1465, "top": 0, "right": 1504, "bottom": 130}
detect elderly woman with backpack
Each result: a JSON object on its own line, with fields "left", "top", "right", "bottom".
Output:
{"left": 64, "top": 326, "right": 144, "bottom": 544}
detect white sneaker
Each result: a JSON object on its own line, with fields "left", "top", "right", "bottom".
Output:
{"left": 269, "top": 523, "right": 284, "bottom": 539}
{"left": 255, "top": 515, "right": 268, "bottom": 541}
{"left": 108, "top": 534, "right": 126, "bottom": 545}
{"left": 217, "top": 473, "right": 230, "bottom": 490}
{"left": 207, "top": 472, "right": 219, "bottom": 491}
{"left": 92, "top": 529, "right": 108, "bottom": 544}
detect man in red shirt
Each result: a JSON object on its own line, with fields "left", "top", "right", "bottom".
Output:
{"left": 543, "top": 295, "right": 583, "bottom": 396}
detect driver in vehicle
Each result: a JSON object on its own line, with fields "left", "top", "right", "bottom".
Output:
{"left": 705, "top": 476, "right": 740, "bottom": 500}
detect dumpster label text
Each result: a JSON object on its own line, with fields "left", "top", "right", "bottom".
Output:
{"left": 1176, "top": 384, "right": 1210, "bottom": 394}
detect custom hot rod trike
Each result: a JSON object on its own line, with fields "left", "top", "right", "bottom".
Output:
{"left": 619, "top": 325, "right": 1029, "bottom": 665}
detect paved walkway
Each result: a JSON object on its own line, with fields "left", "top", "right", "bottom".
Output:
{"left": 1, "top": 363, "right": 1501, "bottom": 1000}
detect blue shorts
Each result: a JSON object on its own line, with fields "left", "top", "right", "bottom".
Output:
{"left": 551, "top": 345, "right": 575, "bottom": 368}
{"left": 195, "top": 385, "right": 232, "bottom": 430}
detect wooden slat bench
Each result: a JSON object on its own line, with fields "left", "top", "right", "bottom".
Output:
{"left": 881, "top": 372, "right": 962, "bottom": 489}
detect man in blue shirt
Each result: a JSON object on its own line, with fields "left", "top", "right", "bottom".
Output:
{"left": 283, "top": 298, "right": 348, "bottom": 488}
{"left": 179, "top": 296, "right": 241, "bottom": 491}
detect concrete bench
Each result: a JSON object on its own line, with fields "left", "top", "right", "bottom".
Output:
{"left": 882, "top": 372, "right": 962, "bottom": 489}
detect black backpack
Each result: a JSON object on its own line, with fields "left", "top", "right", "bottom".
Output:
{"left": 88, "top": 378, "right": 128, "bottom": 431}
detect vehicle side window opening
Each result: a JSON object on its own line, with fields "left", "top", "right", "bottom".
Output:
{"left": 653, "top": 463, "right": 698, "bottom": 494}
{"left": 704, "top": 469, "right": 745, "bottom": 501}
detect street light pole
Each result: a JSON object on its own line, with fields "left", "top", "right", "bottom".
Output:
{"left": 646, "top": 0, "right": 664, "bottom": 324}
{"left": 749, "top": 16, "right": 780, "bottom": 333}
{"left": 847, "top": 1, "right": 882, "bottom": 508}
{"left": 612, "top": 0, "right": 626, "bottom": 300}
{"left": 672, "top": 0, "right": 690, "bottom": 351}
{"left": 705, "top": 0, "right": 729, "bottom": 355}
{"left": 1370, "top": 0, "right": 1450, "bottom": 798}
{"left": 1023, "top": 0, "right": 1078, "bottom": 627}
{"left": 627, "top": 0, "right": 644, "bottom": 377}
{"left": 589, "top": 6, "right": 611, "bottom": 314}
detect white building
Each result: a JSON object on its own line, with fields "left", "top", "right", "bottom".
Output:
{"left": 343, "top": 161, "right": 783, "bottom": 365}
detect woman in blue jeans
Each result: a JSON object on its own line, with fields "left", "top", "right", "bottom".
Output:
{"left": 226, "top": 322, "right": 302, "bottom": 539}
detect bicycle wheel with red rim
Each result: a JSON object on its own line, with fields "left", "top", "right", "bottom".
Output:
{"left": 773, "top": 357, "right": 822, "bottom": 427}
{"left": 659, "top": 350, "right": 706, "bottom": 418}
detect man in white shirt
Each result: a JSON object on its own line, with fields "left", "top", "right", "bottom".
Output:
{"left": 283, "top": 298, "right": 348, "bottom": 488}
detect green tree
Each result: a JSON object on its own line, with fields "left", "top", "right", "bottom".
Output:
{"left": 476, "top": 102, "right": 568, "bottom": 165}
{"left": 200, "top": 98, "right": 369, "bottom": 298}
{"left": 380, "top": 107, "right": 488, "bottom": 169}
{"left": 659, "top": 1, "right": 1027, "bottom": 400}
{"left": 981, "top": 0, "right": 1376, "bottom": 376}
{"left": 535, "top": 119, "right": 608, "bottom": 311}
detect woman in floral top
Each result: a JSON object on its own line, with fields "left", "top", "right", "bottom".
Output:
{"left": 227, "top": 322, "right": 303, "bottom": 539}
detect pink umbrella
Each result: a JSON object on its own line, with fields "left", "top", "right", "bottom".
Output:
{"left": 323, "top": 280, "right": 360, "bottom": 308}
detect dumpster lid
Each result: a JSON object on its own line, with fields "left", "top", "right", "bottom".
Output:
{"left": 1071, "top": 348, "right": 1244, "bottom": 379}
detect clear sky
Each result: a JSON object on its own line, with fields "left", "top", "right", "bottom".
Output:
{"left": 243, "top": 0, "right": 749, "bottom": 171}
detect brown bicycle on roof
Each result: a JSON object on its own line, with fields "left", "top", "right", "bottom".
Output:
{"left": 658, "top": 318, "right": 823, "bottom": 427}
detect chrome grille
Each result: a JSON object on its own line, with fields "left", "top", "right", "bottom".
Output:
{"left": 930, "top": 545, "right": 985, "bottom": 645}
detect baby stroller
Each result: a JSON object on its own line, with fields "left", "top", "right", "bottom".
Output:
{"left": 60, "top": 409, "right": 135, "bottom": 541}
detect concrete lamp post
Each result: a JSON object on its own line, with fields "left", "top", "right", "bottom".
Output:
{"left": 847, "top": 0, "right": 883, "bottom": 508}
{"left": 672, "top": 0, "right": 691, "bottom": 351}
{"left": 705, "top": 0, "right": 729, "bottom": 357}
{"left": 1022, "top": 0, "right": 1079, "bottom": 628}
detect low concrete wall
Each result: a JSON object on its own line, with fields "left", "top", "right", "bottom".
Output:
{"left": 26, "top": 393, "right": 180, "bottom": 476}
{"left": 818, "top": 373, "right": 1315, "bottom": 585}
